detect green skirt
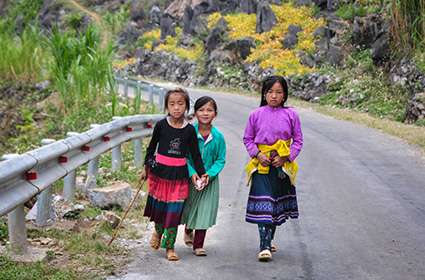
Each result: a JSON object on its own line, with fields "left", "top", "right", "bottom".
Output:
{"left": 181, "top": 178, "right": 220, "bottom": 230}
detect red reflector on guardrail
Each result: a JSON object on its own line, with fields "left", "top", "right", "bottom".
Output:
{"left": 58, "top": 156, "right": 68, "bottom": 163}
{"left": 81, "top": 145, "right": 90, "bottom": 152}
{"left": 102, "top": 135, "right": 110, "bottom": 142}
{"left": 126, "top": 127, "right": 133, "bottom": 132}
{"left": 26, "top": 171, "right": 37, "bottom": 180}
{"left": 145, "top": 122, "right": 153, "bottom": 128}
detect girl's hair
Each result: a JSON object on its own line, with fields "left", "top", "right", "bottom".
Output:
{"left": 260, "top": 75, "right": 289, "bottom": 107}
{"left": 194, "top": 96, "right": 218, "bottom": 114}
{"left": 164, "top": 87, "right": 190, "bottom": 112}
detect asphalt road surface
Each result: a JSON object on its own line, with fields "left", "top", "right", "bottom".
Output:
{"left": 110, "top": 86, "right": 425, "bottom": 280}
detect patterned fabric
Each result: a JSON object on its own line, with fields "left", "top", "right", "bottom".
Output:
{"left": 144, "top": 195, "right": 185, "bottom": 228}
{"left": 154, "top": 223, "right": 177, "bottom": 249}
{"left": 161, "top": 227, "right": 177, "bottom": 249}
{"left": 246, "top": 167, "right": 298, "bottom": 225}
{"left": 147, "top": 172, "right": 189, "bottom": 202}
{"left": 258, "top": 224, "right": 276, "bottom": 251}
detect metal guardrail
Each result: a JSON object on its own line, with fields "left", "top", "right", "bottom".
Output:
{"left": 0, "top": 76, "right": 166, "bottom": 256}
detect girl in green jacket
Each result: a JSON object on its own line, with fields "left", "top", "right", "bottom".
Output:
{"left": 181, "top": 96, "right": 226, "bottom": 256}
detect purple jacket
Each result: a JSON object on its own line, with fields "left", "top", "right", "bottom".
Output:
{"left": 243, "top": 105, "right": 303, "bottom": 162}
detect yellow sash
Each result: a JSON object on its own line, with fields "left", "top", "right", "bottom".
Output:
{"left": 245, "top": 139, "right": 298, "bottom": 186}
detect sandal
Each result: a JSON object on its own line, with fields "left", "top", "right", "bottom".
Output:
{"left": 166, "top": 249, "right": 180, "bottom": 261}
{"left": 149, "top": 232, "right": 161, "bottom": 250}
{"left": 193, "top": 248, "right": 207, "bottom": 256}
{"left": 184, "top": 231, "right": 193, "bottom": 246}
{"left": 271, "top": 244, "right": 277, "bottom": 252}
{"left": 258, "top": 249, "right": 272, "bottom": 262}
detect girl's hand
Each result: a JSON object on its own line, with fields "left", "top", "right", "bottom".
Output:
{"left": 191, "top": 174, "right": 200, "bottom": 186}
{"left": 201, "top": 174, "right": 209, "bottom": 186}
{"left": 272, "top": 155, "right": 288, "bottom": 167}
{"left": 257, "top": 152, "right": 271, "bottom": 167}
{"left": 140, "top": 167, "right": 148, "bottom": 180}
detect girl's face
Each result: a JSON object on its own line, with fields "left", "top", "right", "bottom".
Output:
{"left": 167, "top": 92, "right": 186, "bottom": 120}
{"left": 265, "top": 81, "right": 285, "bottom": 107}
{"left": 195, "top": 101, "right": 216, "bottom": 125}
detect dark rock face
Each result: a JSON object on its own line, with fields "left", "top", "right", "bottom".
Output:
{"left": 282, "top": 25, "right": 302, "bottom": 49}
{"left": 118, "top": 23, "right": 142, "bottom": 46}
{"left": 405, "top": 92, "right": 425, "bottom": 124}
{"left": 390, "top": 58, "right": 425, "bottom": 98}
{"left": 289, "top": 73, "right": 332, "bottom": 101}
{"left": 256, "top": 2, "right": 277, "bottom": 33}
{"left": 160, "top": 13, "right": 176, "bottom": 40}
{"left": 149, "top": 5, "right": 162, "bottom": 25}
{"left": 206, "top": 27, "right": 224, "bottom": 53}
{"left": 371, "top": 32, "right": 390, "bottom": 65}
{"left": 0, "top": 0, "right": 9, "bottom": 16}
{"left": 38, "top": 0, "right": 63, "bottom": 31}
{"left": 223, "top": 38, "right": 255, "bottom": 60}
{"left": 183, "top": 5, "right": 194, "bottom": 34}
{"left": 352, "top": 15, "right": 385, "bottom": 49}
{"left": 327, "top": 45, "right": 343, "bottom": 66}
{"left": 130, "top": 0, "right": 145, "bottom": 23}
{"left": 239, "top": 0, "right": 257, "bottom": 14}
{"left": 294, "top": 0, "right": 312, "bottom": 6}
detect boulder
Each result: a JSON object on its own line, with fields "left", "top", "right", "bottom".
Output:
{"left": 223, "top": 38, "right": 255, "bottom": 60}
{"left": 239, "top": 0, "right": 257, "bottom": 14}
{"left": 130, "top": 0, "right": 145, "bottom": 23}
{"left": 206, "top": 27, "right": 224, "bottom": 53}
{"left": 88, "top": 182, "right": 133, "bottom": 209}
{"left": 327, "top": 45, "right": 344, "bottom": 66}
{"left": 256, "top": 2, "right": 276, "bottom": 33}
{"left": 149, "top": 4, "right": 162, "bottom": 25}
{"left": 371, "top": 31, "right": 390, "bottom": 65}
{"left": 352, "top": 15, "right": 385, "bottom": 49}
{"left": 160, "top": 13, "right": 176, "bottom": 40}
{"left": 405, "top": 92, "right": 425, "bottom": 124}
{"left": 282, "top": 34, "right": 298, "bottom": 49}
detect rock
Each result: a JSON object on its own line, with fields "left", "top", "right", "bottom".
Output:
{"left": 256, "top": 2, "right": 276, "bottom": 33}
{"left": 165, "top": 0, "right": 191, "bottom": 19}
{"left": 352, "top": 15, "right": 385, "bottom": 49}
{"left": 206, "top": 27, "right": 224, "bottom": 53}
{"left": 160, "top": 13, "right": 176, "bottom": 40}
{"left": 289, "top": 73, "right": 332, "bottom": 101}
{"left": 405, "top": 92, "right": 425, "bottom": 124}
{"left": 299, "top": 51, "right": 315, "bottom": 67}
{"left": 103, "top": 211, "right": 121, "bottom": 229}
{"left": 149, "top": 4, "right": 162, "bottom": 25}
{"left": 295, "top": 0, "right": 312, "bottom": 6}
{"left": 209, "top": 49, "right": 237, "bottom": 64}
{"left": 371, "top": 32, "right": 390, "bottom": 65}
{"left": 88, "top": 182, "right": 133, "bottom": 209}
{"left": 282, "top": 34, "right": 298, "bottom": 49}
{"left": 222, "top": 38, "right": 255, "bottom": 60}
{"left": 130, "top": 0, "right": 145, "bottom": 23}
{"left": 62, "top": 204, "right": 85, "bottom": 220}
{"left": 288, "top": 24, "right": 302, "bottom": 35}
{"left": 239, "top": 0, "right": 257, "bottom": 14}
{"left": 118, "top": 23, "right": 142, "bottom": 45}
{"left": 327, "top": 45, "right": 343, "bottom": 66}
{"left": 35, "top": 80, "right": 50, "bottom": 91}
{"left": 183, "top": 5, "right": 194, "bottom": 34}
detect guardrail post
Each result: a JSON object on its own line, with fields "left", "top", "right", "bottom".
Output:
{"left": 124, "top": 77, "right": 129, "bottom": 98}
{"left": 85, "top": 125, "right": 100, "bottom": 191}
{"left": 36, "top": 139, "right": 56, "bottom": 227}
{"left": 159, "top": 88, "right": 166, "bottom": 111}
{"left": 2, "top": 154, "right": 28, "bottom": 255}
{"left": 112, "top": 117, "right": 122, "bottom": 171}
{"left": 133, "top": 138, "right": 143, "bottom": 168}
{"left": 149, "top": 84, "right": 154, "bottom": 105}
{"left": 63, "top": 132, "right": 79, "bottom": 201}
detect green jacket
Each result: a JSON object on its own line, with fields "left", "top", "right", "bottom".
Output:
{"left": 187, "top": 123, "right": 226, "bottom": 180}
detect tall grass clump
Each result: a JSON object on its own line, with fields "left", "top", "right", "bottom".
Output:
{"left": 390, "top": 0, "right": 425, "bottom": 51}
{"left": 48, "top": 25, "right": 117, "bottom": 115}
{"left": 0, "top": 24, "right": 47, "bottom": 83}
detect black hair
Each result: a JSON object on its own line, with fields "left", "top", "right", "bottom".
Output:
{"left": 164, "top": 87, "right": 190, "bottom": 112}
{"left": 260, "top": 75, "right": 289, "bottom": 107}
{"left": 194, "top": 96, "right": 218, "bottom": 114}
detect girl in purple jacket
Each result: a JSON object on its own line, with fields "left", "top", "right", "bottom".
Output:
{"left": 243, "top": 75, "right": 303, "bottom": 261}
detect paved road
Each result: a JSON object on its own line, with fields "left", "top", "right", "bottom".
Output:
{"left": 111, "top": 86, "right": 425, "bottom": 280}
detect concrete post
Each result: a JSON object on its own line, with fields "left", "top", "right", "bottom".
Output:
{"left": 133, "top": 138, "right": 143, "bottom": 168}
{"left": 85, "top": 125, "right": 100, "bottom": 191}
{"left": 36, "top": 139, "right": 56, "bottom": 227}
{"left": 111, "top": 117, "right": 123, "bottom": 171}
{"left": 2, "top": 154, "right": 28, "bottom": 255}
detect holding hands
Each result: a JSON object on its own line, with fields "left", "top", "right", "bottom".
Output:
{"left": 191, "top": 173, "right": 209, "bottom": 191}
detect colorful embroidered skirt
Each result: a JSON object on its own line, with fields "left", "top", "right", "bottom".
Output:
{"left": 143, "top": 154, "right": 189, "bottom": 228}
{"left": 246, "top": 166, "right": 298, "bottom": 225}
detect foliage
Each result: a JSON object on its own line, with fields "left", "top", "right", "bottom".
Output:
{"left": 0, "top": 25, "right": 48, "bottom": 83}
{"left": 138, "top": 28, "right": 161, "bottom": 50}
{"left": 390, "top": 0, "right": 425, "bottom": 51}
{"left": 208, "top": 3, "right": 325, "bottom": 76}
{"left": 2, "top": 0, "right": 44, "bottom": 32}
{"left": 0, "top": 256, "right": 76, "bottom": 280}
{"left": 103, "top": 4, "right": 130, "bottom": 36}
